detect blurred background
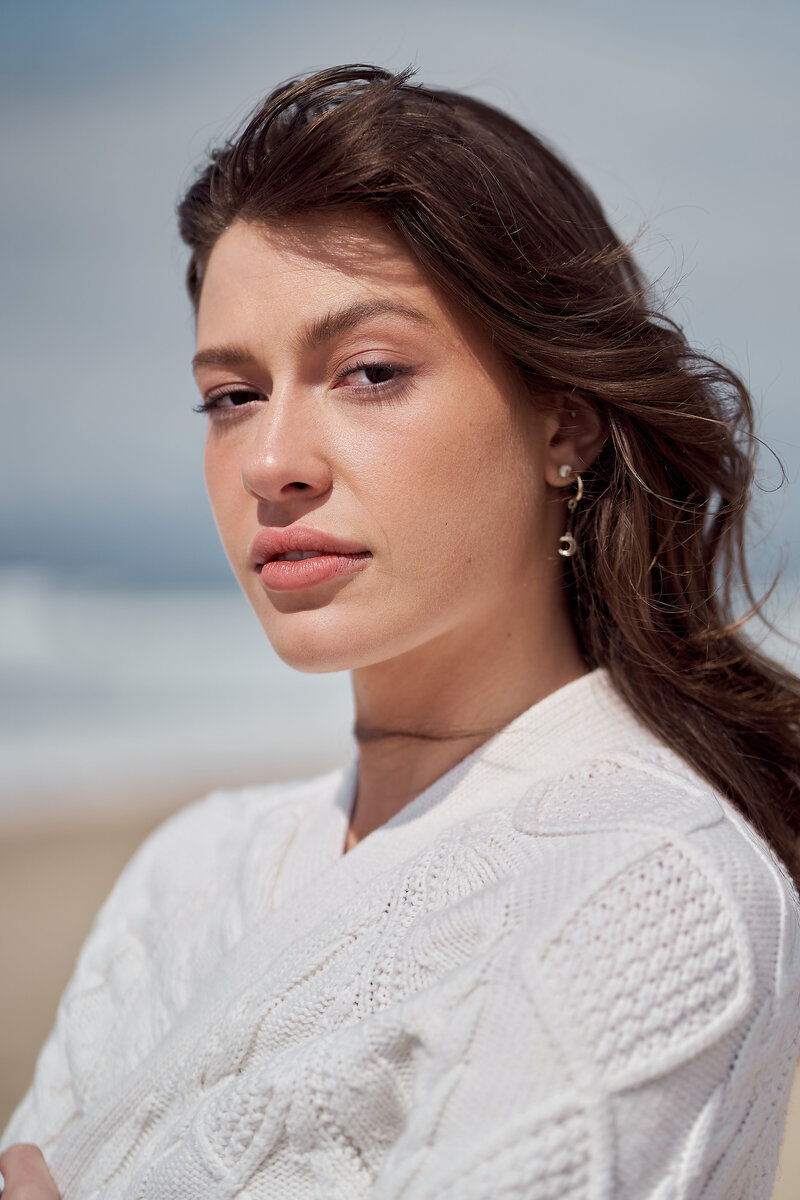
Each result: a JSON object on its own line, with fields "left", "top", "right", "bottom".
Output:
{"left": 1, "top": 1, "right": 798, "bottom": 1186}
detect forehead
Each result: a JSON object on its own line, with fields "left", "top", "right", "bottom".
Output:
{"left": 197, "top": 212, "right": 439, "bottom": 332}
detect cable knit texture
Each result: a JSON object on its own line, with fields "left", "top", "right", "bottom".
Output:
{"left": 3, "top": 669, "right": 799, "bottom": 1198}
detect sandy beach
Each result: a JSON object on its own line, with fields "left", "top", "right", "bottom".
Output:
{"left": 2, "top": 798, "right": 799, "bottom": 1197}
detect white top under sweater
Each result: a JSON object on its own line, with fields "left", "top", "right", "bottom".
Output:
{"left": 4, "top": 669, "right": 800, "bottom": 1199}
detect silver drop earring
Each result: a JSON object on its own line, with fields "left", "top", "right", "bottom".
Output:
{"left": 557, "top": 464, "right": 584, "bottom": 558}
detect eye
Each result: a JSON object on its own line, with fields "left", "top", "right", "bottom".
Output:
{"left": 335, "top": 361, "right": 410, "bottom": 395}
{"left": 351, "top": 363, "right": 399, "bottom": 386}
{"left": 193, "top": 388, "right": 262, "bottom": 415}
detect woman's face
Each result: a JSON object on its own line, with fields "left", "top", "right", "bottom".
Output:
{"left": 194, "top": 213, "right": 564, "bottom": 674}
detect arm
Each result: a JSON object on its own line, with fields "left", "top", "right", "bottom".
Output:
{"left": 1, "top": 791, "right": 234, "bottom": 1154}
{"left": 1, "top": 782, "right": 302, "bottom": 1172}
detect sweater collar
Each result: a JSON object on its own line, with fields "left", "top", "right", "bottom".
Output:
{"left": 276, "top": 667, "right": 650, "bottom": 905}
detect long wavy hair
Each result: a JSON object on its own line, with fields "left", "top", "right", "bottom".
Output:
{"left": 177, "top": 64, "right": 800, "bottom": 883}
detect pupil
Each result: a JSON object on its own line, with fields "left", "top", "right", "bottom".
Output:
{"left": 367, "top": 365, "right": 392, "bottom": 384}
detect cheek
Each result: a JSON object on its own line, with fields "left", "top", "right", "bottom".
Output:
{"left": 203, "top": 434, "right": 247, "bottom": 544}
{"left": 358, "top": 403, "right": 542, "bottom": 578}
{"left": 202, "top": 440, "right": 225, "bottom": 521}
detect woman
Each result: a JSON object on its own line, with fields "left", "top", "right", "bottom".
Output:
{"left": 2, "top": 64, "right": 799, "bottom": 1199}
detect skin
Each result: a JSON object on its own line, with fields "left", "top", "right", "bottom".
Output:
{"left": 194, "top": 213, "right": 605, "bottom": 846}
{"left": 0, "top": 1145, "right": 59, "bottom": 1199}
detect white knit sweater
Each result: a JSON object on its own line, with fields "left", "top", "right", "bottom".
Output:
{"left": 4, "top": 670, "right": 800, "bottom": 1199}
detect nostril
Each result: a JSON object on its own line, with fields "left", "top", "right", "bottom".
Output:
{"left": 290, "top": 482, "right": 309, "bottom": 489}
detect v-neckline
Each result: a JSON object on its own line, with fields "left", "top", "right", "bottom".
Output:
{"left": 270, "top": 668, "right": 641, "bottom": 911}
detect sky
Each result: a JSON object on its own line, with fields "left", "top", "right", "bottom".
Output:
{"left": 2, "top": 0, "right": 798, "bottom": 587}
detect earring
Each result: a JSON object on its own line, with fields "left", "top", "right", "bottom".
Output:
{"left": 557, "top": 465, "right": 583, "bottom": 558}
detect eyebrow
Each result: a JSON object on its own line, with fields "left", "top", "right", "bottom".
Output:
{"left": 192, "top": 299, "right": 433, "bottom": 374}
{"left": 295, "top": 299, "right": 433, "bottom": 353}
{"left": 191, "top": 343, "right": 256, "bottom": 373}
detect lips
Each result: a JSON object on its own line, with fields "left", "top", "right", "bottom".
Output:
{"left": 249, "top": 525, "right": 372, "bottom": 593}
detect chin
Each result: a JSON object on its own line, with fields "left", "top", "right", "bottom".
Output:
{"left": 238, "top": 570, "right": 458, "bottom": 675}
{"left": 255, "top": 596, "right": 443, "bottom": 676}
{"left": 251, "top": 605, "right": 385, "bottom": 675}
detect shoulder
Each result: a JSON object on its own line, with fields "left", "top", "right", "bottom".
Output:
{"left": 422, "top": 747, "right": 800, "bottom": 1195}
{"left": 509, "top": 741, "right": 800, "bottom": 1008}
{"left": 469, "top": 668, "right": 798, "bottom": 953}
{"left": 396, "top": 737, "right": 800, "bottom": 1005}
{"left": 501, "top": 747, "right": 800, "bottom": 1190}
{"left": 410, "top": 733, "right": 800, "bottom": 1101}
{"left": 33, "top": 769, "right": 345, "bottom": 1117}
{"left": 80, "top": 770, "right": 341, "bottom": 953}
{"left": 106, "top": 771, "right": 338, "bottom": 905}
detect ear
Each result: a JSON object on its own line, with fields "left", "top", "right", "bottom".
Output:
{"left": 541, "top": 391, "right": 606, "bottom": 490}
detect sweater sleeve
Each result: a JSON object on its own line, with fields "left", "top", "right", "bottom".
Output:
{"left": 1, "top": 819, "right": 173, "bottom": 1153}
{"left": 1, "top": 784, "right": 305, "bottom": 1156}
{"left": 0, "top": 796, "right": 224, "bottom": 1154}
{"left": 368, "top": 819, "right": 800, "bottom": 1200}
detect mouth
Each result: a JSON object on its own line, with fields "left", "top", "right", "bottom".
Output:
{"left": 273, "top": 550, "right": 337, "bottom": 562}
{"left": 249, "top": 527, "right": 372, "bottom": 593}
{"left": 258, "top": 549, "right": 371, "bottom": 592}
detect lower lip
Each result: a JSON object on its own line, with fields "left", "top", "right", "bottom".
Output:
{"left": 258, "top": 552, "right": 372, "bottom": 592}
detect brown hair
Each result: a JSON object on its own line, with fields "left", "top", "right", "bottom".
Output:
{"left": 178, "top": 64, "right": 800, "bottom": 882}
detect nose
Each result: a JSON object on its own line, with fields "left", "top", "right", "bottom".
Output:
{"left": 240, "top": 390, "right": 332, "bottom": 506}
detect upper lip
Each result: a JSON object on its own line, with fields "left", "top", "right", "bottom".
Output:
{"left": 249, "top": 525, "right": 372, "bottom": 568}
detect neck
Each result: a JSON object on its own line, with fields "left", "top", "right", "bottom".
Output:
{"left": 345, "top": 597, "right": 586, "bottom": 850}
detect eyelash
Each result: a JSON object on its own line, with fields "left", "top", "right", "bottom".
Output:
{"left": 334, "top": 360, "right": 410, "bottom": 396}
{"left": 192, "top": 390, "right": 259, "bottom": 415}
{"left": 193, "top": 361, "right": 410, "bottom": 416}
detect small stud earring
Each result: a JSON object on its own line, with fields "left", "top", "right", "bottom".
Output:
{"left": 558, "top": 463, "right": 573, "bottom": 479}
